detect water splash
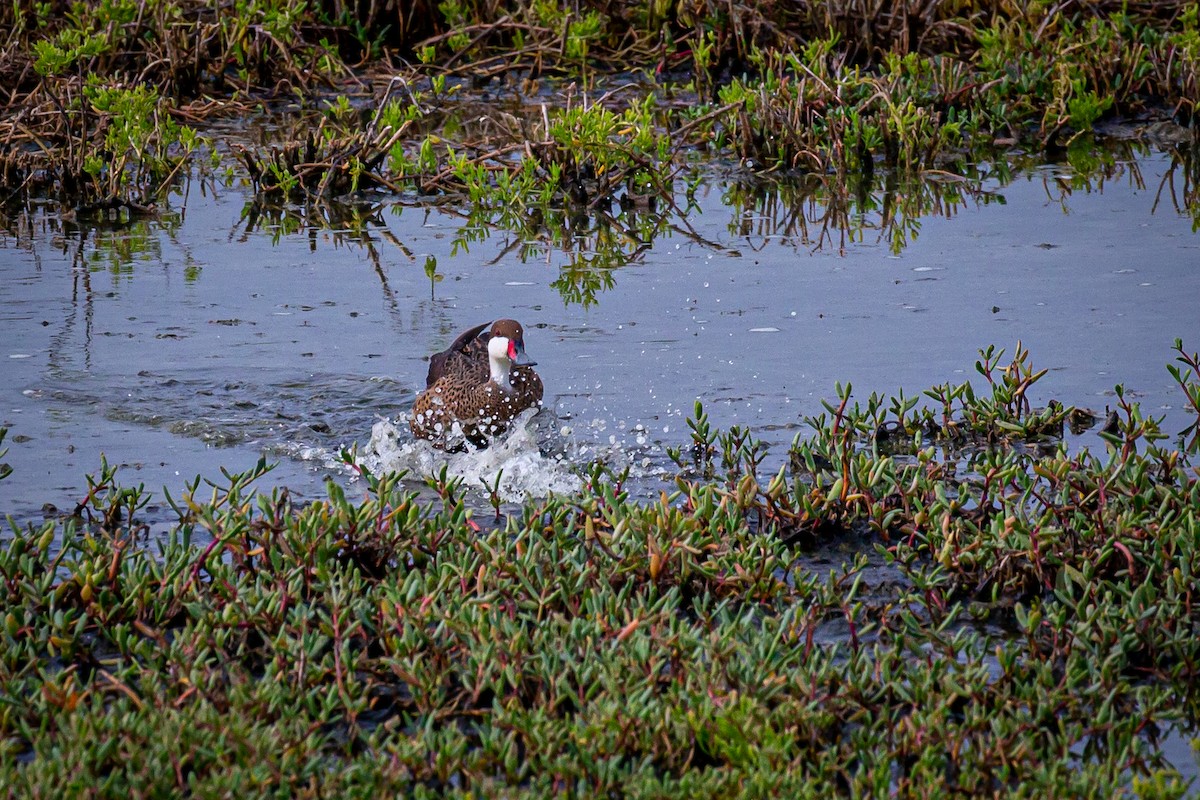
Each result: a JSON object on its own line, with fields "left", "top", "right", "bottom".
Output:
{"left": 361, "top": 407, "right": 584, "bottom": 502}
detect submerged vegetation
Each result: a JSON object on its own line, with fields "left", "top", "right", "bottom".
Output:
{"left": 2, "top": 343, "right": 1200, "bottom": 795}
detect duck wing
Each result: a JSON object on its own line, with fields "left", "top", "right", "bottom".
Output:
{"left": 425, "top": 321, "right": 492, "bottom": 388}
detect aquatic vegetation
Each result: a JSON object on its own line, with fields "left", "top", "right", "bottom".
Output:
{"left": 383, "top": 88, "right": 679, "bottom": 212}
{"left": 3, "top": 0, "right": 1196, "bottom": 222}
{"left": 8, "top": 0, "right": 349, "bottom": 96}
{"left": 973, "top": 4, "right": 1200, "bottom": 140}
{"left": 0, "top": 79, "right": 204, "bottom": 214}
{"left": 0, "top": 0, "right": 358, "bottom": 209}
{"left": 1169, "top": 339, "right": 1200, "bottom": 451}
{"left": 229, "top": 79, "right": 680, "bottom": 218}
{"left": 0, "top": 427, "right": 11, "bottom": 483}
{"left": 2, "top": 348, "right": 1199, "bottom": 795}
{"left": 236, "top": 109, "right": 404, "bottom": 201}
{"left": 382, "top": 0, "right": 1198, "bottom": 178}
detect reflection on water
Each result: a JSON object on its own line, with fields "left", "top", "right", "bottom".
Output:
{"left": 215, "top": 138, "right": 1200, "bottom": 308}
{"left": 723, "top": 167, "right": 1004, "bottom": 255}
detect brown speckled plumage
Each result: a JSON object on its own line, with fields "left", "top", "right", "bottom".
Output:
{"left": 411, "top": 320, "right": 544, "bottom": 449}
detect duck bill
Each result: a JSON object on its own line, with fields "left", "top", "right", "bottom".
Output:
{"left": 506, "top": 338, "right": 537, "bottom": 366}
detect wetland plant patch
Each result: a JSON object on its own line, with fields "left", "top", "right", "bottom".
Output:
{"left": 1, "top": 0, "right": 1196, "bottom": 222}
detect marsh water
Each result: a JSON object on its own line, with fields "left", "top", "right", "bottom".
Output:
{"left": 2, "top": 145, "right": 1199, "bottom": 522}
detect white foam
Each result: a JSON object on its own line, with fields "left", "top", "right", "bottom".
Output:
{"left": 361, "top": 407, "right": 583, "bottom": 502}
{"left": 290, "top": 444, "right": 352, "bottom": 472}
{"left": 290, "top": 407, "right": 674, "bottom": 503}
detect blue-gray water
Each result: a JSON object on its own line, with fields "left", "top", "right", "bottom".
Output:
{"left": 1, "top": 149, "right": 1198, "bottom": 521}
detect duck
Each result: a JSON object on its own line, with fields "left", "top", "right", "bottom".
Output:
{"left": 410, "top": 319, "right": 544, "bottom": 449}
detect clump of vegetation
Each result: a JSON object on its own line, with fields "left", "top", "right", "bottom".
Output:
{"left": 2, "top": 345, "right": 1198, "bottom": 796}
{"left": 713, "top": 1, "right": 1200, "bottom": 175}
{"left": 235, "top": 96, "right": 411, "bottom": 200}
{"left": 6, "top": 0, "right": 350, "bottom": 98}
{"left": 0, "top": 427, "right": 12, "bottom": 483}
{"left": 3, "top": 0, "right": 1196, "bottom": 222}
{"left": 0, "top": 0, "right": 353, "bottom": 212}
{"left": 0, "top": 66, "right": 208, "bottom": 214}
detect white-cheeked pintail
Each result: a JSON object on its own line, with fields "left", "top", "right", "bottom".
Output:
{"left": 410, "top": 319, "right": 544, "bottom": 449}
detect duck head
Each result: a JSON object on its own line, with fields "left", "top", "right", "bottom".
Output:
{"left": 489, "top": 319, "right": 536, "bottom": 367}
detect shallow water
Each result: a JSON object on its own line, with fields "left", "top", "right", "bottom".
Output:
{"left": 1, "top": 147, "right": 1198, "bottom": 523}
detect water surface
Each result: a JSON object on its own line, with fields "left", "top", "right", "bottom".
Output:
{"left": 1, "top": 147, "right": 1198, "bottom": 521}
